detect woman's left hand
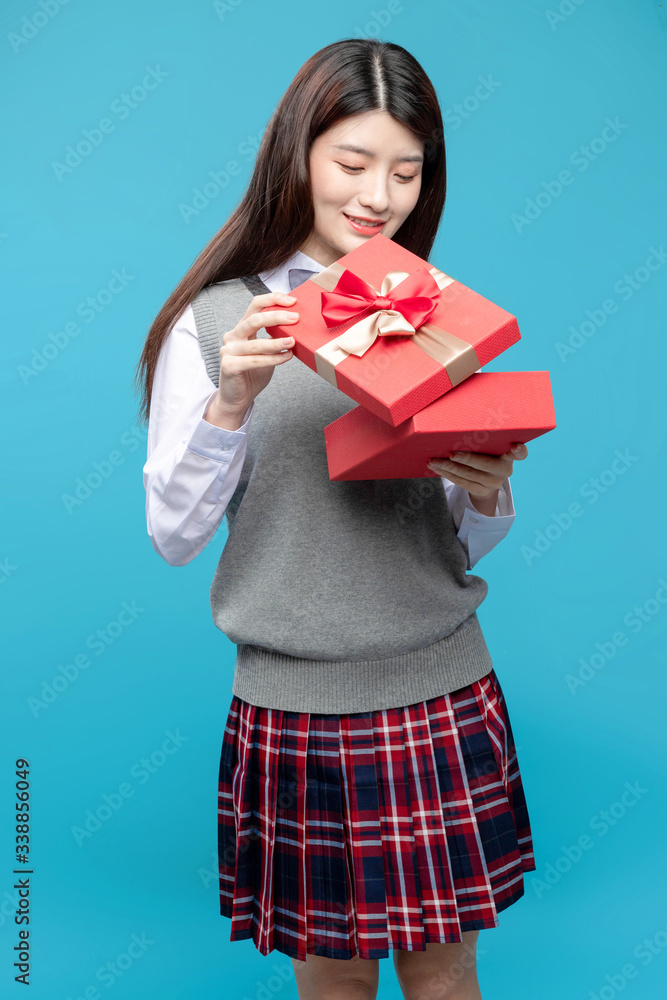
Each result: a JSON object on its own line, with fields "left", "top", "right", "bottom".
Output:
{"left": 427, "top": 442, "right": 529, "bottom": 505}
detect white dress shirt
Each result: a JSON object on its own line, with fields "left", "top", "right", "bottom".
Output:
{"left": 143, "top": 248, "right": 516, "bottom": 569}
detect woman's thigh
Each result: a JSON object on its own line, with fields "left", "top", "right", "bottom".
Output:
{"left": 290, "top": 951, "right": 380, "bottom": 1000}
{"left": 392, "top": 930, "right": 481, "bottom": 1000}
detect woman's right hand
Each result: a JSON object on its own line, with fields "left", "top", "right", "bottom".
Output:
{"left": 204, "top": 291, "right": 299, "bottom": 429}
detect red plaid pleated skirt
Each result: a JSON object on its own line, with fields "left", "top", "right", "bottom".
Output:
{"left": 217, "top": 667, "right": 536, "bottom": 961}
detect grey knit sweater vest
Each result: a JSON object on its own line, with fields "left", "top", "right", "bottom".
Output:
{"left": 190, "top": 275, "right": 493, "bottom": 713}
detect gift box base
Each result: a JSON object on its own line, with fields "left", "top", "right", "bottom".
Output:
{"left": 323, "top": 371, "right": 556, "bottom": 481}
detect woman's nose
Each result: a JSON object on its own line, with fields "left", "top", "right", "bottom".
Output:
{"left": 357, "top": 174, "right": 390, "bottom": 213}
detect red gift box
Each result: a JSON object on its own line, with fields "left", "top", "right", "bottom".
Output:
{"left": 323, "top": 371, "right": 556, "bottom": 481}
{"left": 262, "top": 232, "right": 521, "bottom": 427}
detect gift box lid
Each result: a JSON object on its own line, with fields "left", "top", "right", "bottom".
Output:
{"left": 262, "top": 232, "right": 522, "bottom": 427}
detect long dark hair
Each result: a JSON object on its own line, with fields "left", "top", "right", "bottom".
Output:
{"left": 134, "top": 37, "right": 447, "bottom": 425}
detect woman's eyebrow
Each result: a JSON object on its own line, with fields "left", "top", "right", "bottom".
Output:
{"left": 330, "top": 142, "right": 423, "bottom": 163}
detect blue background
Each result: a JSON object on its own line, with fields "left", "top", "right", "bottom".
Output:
{"left": 2, "top": 0, "right": 666, "bottom": 997}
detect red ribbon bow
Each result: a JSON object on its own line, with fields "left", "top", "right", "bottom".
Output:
{"left": 320, "top": 266, "right": 441, "bottom": 332}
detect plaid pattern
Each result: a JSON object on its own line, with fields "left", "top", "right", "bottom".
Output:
{"left": 217, "top": 667, "right": 535, "bottom": 961}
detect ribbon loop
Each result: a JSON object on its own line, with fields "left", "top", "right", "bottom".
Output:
{"left": 319, "top": 267, "right": 441, "bottom": 357}
{"left": 306, "top": 261, "right": 482, "bottom": 393}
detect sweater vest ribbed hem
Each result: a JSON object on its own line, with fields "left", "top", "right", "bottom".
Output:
{"left": 230, "top": 613, "right": 493, "bottom": 713}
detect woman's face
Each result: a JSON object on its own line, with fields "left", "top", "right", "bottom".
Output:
{"left": 300, "top": 110, "right": 424, "bottom": 266}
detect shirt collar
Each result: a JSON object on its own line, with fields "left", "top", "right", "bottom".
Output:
{"left": 258, "top": 249, "right": 326, "bottom": 293}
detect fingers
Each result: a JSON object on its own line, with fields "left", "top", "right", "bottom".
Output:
{"left": 226, "top": 308, "right": 299, "bottom": 343}
{"left": 222, "top": 334, "right": 295, "bottom": 356}
{"left": 220, "top": 320, "right": 296, "bottom": 379}
{"left": 429, "top": 442, "right": 529, "bottom": 475}
{"left": 430, "top": 452, "right": 511, "bottom": 480}
{"left": 434, "top": 467, "right": 499, "bottom": 497}
{"left": 230, "top": 291, "right": 300, "bottom": 342}
{"left": 427, "top": 451, "right": 510, "bottom": 491}
{"left": 243, "top": 290, "right": 297, "bottom": 318}
{"left": 427, "top": 440, "right": 530, "bottom": 494}
{"left": 434, "top": 464, "right": 504, "bottom": 492}
{"left": 220, "top": 344, "right": 294, "bottom": 376}
{"left": 219, "top": 292, "right": 300, "bottom": 376}
{"left": 509, "top": 442, "right": 529, "bottom": 460}
{"left": 443, "top": 451, "right": 506, "bottom": 474}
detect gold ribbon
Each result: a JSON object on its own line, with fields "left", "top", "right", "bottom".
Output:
{"left": 308, "top": 263, "right": 481, "bottom": 389}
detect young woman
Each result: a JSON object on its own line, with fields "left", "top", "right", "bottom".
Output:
{"left": 136, "top": 38, "right": 535, "bottom": 1000}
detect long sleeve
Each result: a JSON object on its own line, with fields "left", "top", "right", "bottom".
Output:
{"left": 143, "top": 304, "right": 254, "bottom": 567}
{"left": 442, "top": 477, "right": 515, "bottom": 569}
{"left": 436, "top": 363, "right": 516, "bottom": 568}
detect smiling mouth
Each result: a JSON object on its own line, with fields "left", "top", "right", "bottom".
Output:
{"left": 344, "top": 213, "right": 388, "bottom": 229}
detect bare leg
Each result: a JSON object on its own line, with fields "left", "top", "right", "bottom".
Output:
{"left": 392, "top": 930, "right": 482, "bottom": 1000}
{"left": 291, "top": 952, "right": 380, "bottom": 1000}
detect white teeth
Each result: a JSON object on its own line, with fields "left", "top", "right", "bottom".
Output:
{"left": 348, "top": 216, "right": 381, "bottom": 226}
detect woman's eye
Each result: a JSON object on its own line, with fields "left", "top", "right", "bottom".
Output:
{"left": 337, "top": 163, "right": 416, "bottom": 182}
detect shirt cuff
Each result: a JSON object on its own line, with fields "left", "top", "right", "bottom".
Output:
{"left": 455, "top": 478, "right": 516, "bottom": 569}
{"left": 467, "top": 476, "right": 515, "bottom": 519}
{"left": 185, "top": 392, "right": 254, "bottom": 463}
